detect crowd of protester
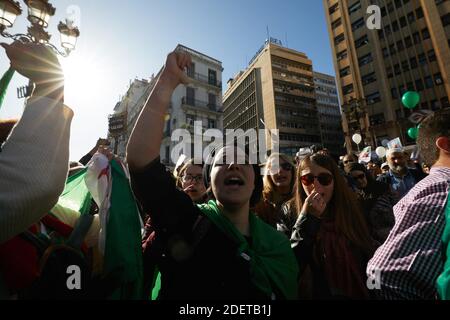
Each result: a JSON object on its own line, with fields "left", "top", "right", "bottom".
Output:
{"left": 1, "top": 43, "right": 450, "bottom": 300}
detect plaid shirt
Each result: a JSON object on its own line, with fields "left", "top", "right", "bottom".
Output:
{"left": 367, "top": 167, "right": 450, "bottom": 300}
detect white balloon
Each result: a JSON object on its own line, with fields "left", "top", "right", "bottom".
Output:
{"left": 352, "top": 134, "right": 362, "bottom": 145}
{"left": 376, "top": 147, "right": 386, "bottom": 158}
{"left": 381, "top": 139, "right": 390, "bottom": 147}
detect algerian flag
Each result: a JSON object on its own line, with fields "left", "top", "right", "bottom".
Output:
{"left": 57, "top": 167, "right": 92, "bottom": 216}
{"left": 85, "top": 155, "right": 144, "bottom": 300}
{"left": 0, "top": 68, "right": 15, "bottom": 110}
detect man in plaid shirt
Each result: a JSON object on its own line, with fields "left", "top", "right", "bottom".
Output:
{"left": 367, "top": 109, "right": 450, "bottom": 300}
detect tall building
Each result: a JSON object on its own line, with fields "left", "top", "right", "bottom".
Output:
{"left": 324, "top": 0, "right": 450, "bottom": 152}
{"left": 223, "top": 38, "right": 322, "bottom": 157}
{"left": 109, "top": 44, "right": 223, "bottom": 165}
{"left": 314, "top": 72, "right": 345, "bottom": 156}
{"left": 108, "top": 77, "right": 155, "bottom": 159}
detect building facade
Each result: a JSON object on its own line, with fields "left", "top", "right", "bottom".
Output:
{"left": 223, "top": 39, "right": 322, "bottom": 157}
{"left": 109, "top": 44, "right": 223, "bottom": 165}
{"left": 108, "top": 78, "right": 155, "bottom": 159}
{"left": 160, "top": 44, "right": 223, "bottom": 166}
{"left": 314, "top": 72, "right": 345, "bottom": 156}
{"left": 324, "top": 0, "right": 450, "bottom": 152}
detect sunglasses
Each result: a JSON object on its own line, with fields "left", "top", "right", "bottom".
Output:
{"left": 352, "top": 173, "right": 366, "bottom": 181}
{"left": 300, "top": 173, "right": 333, "bottom": 186}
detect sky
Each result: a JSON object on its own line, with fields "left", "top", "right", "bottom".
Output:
{"left": 0, "top": 0, "right": 335, "bottom": 160}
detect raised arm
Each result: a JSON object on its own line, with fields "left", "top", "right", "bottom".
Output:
{"left": 0, "top": 41, "right": 73, "bottom": 243}
{"left": 127, "top": 51, "right": 191, "bottom": 170}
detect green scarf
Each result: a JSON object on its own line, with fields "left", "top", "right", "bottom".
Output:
{"left": 198, "top": 200, "right": 299, "bottom": 300}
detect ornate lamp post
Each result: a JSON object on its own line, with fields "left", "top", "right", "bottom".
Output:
{"left": 0, "top": 0, "right": 80, "bottom": 100}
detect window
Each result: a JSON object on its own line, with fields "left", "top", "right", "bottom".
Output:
{"left": 428, "top": 49, "right": 437, "bottom": 62}
{"left": 442, "top": 13, "right": 450, "bottom": 27}
{"left": 421, "top": 28, "right": 430, "bottom": 40}
{"left": 386, "top": 66, "right": 393, "bottom": 78}
{"left": 358, "top": 53, "right": 373, "bottom": 66}
{"left": 362, "top": 72, "right": 377, "bottom": 85}
{"left": 352, "top": 18, "right": 365, "bottom": 31}
{"left": 366, "top": 92, "right": 381, "bottom": 105}
{"left": 343, "top": 84, "right": 354, "bottom": 95}
{"left": 355, "top": 35, "right": 369, "bottom": 48}
{"left": 186, "top": 87, "right": 195, "bottom": 104}
{"left": 370, "top": 113, "right": 385, "bottom": 126}
{"left": 416, "top": 7, "right": 424, "bottom": 19}
{"left": 401, "top": 60, "right": 410, "bottom": 72}
{"left": 187, "top": 63, "right": 195, "bottom": 77}
{"left": 407, "top": 12, "right": 415, "bottom": 23}
{"left": 391, "top": 87, "right": 398, "bottom": 99}
{"left": 394, "top": 64, "right": 401, "bottom": 75}
{"left": 424, "top": 76, "right": 433, "bottom": 88}
{"left": 348, "top": 1, "right": 361, "bottom": 15}
{"left": 329, "top": 3, "right": 339, "bottom": 15}
{"left": 390, "top": 44, "right": 397, "bottom": 55}
{"left": 382, "top": 47, "right": 389, "bottom": 58}
{"left": 332, "top": 18, "right": 342, "bottom": 29}
{"left": 413, "top": 32, "right": 421, "bottom": 44}
{"left": 405, "top": 36, "right": 412, "bottom": 48}
{"left": 207, "top": 119, "right": 216, "bottom": 129}
{"left": 208, "top": 93, "right": 217, "bottom": 110}
{"left": 337, "top": 50, "right": 348, "bottom": 61}
{"left": 418, "top": 53, "right": 427, "bottom": 65}
{"left": 392, "top": 21, "right": 399, "bottom": 32}
{"left": 397, "top": 40, "right": 405, "bottom": 52}
{"left": 208, "top": 69, "right": 217, "bottom": 86}
{"left": 415, "top": 79, "right": 424, "bottom": 91}
{"left": 434, "top": 73, "right": 443, "bottom": 85}
{"left": 340, "top": 66, "right": 351, "bottom": 77}
{"left": 410, "top": 57, "right": 418, "bottom": 69}
{"left": 334, "top": 33, "right": 345, "bottom": 45}
{"left": 400, "top": 16, "right": 407, "bottom": 28}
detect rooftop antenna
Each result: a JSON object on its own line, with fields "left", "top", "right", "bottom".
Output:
{"left": 285, "top": 32, "right": 289, "bottom": 48}
{"left": 266, "top": 25, "right": 270, "bottom": 42}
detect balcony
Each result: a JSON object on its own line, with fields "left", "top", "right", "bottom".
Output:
{"left": 187, "top": 72, "right": 222, "bottom": 89}
{"left": 181, "top": 97, "right": 223, "bottom": 113}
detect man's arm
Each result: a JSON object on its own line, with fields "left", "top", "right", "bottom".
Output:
{"left": 367, "top": 185, "right": 448, "bottom": 299}
{"left": 0, "top": 42, "right": 73, "bottom": 243}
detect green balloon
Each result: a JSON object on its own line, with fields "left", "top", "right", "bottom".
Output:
{"left": 402, "top": 91, "right": 420, "bottom": 109}
{"left": 407, "top": 127, "right": 419, "bottom": 140}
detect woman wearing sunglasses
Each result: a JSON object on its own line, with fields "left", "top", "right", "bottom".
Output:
{"left": 254, "top": 153, "right": 295, "bottom": 228}
{"left": 347, "top": 163, "right": 396, "bottom": 244}
{"left": 282, "top": 153, "right": 375, "bottom": 299}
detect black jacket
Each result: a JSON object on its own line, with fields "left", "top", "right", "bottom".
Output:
{"left": 130, "top": 159, "right": 269, "bottom": 300}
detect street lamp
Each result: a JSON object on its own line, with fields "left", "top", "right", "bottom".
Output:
{"left": 0, "top": 0, "right": 80, "bottom": 100}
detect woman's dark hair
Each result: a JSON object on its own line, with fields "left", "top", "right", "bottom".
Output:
{"left": 203, "top": 145, "right": 263, "bottom": 207}
{"left": 290, "top": 154, "right": 374, "bottom": 253}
